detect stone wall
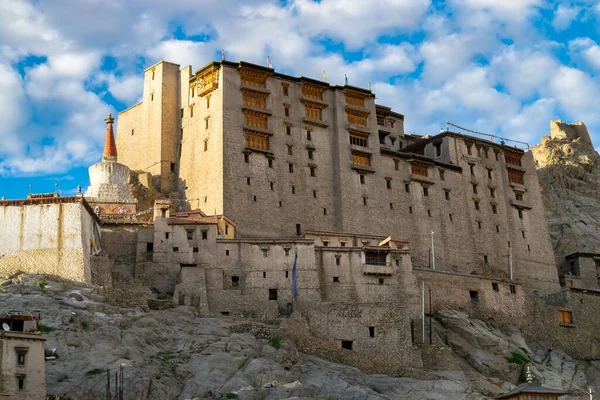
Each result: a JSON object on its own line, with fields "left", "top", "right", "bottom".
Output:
{"left": 520, "top": 290, "right": 600, "bottom": 360}
{"left": 0, "top": 200, "right": 95, "bottom": 284}
{"left": 414, "top": 268, "right": 526, "bottom": 331}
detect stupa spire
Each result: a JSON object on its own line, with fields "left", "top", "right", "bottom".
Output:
{"left": 103, "top": 114, "right": 117, "bottom": 161}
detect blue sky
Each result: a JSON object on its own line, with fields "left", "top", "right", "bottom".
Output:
{"left": 1, "top": 0, "right": 599, "bottom": 199}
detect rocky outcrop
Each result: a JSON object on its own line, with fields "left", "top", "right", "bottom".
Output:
{"left": 532, "top": 120, "right": 600, "bottom": 267}
{"left": 1, "top": 275, "right": 598, "bottom": 399}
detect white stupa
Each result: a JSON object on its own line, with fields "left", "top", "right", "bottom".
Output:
{"left": 84, "top": 115, "right": 137, "bottom": 213}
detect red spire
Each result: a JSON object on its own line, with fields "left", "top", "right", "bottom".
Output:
{"left": 103, "top": 114, "right": 117, "bottom": 161}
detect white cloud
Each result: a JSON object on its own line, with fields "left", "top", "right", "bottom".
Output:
{"left": 0, "top": 62, "right": 26, "bottom": 154}
{"left": 294, "top": 0, "right": 430, "bottom": 48}
{"left": 547, "top": 66, "right": 600, "bottom": 122}
{"left": 569, "top": 37, "right": 600, "bottom": 70}
{"left": 490, "top": 47, "right": 559, "bottom": 98}
{"left": 552, "top": 4, "right": 581, "bottom": 31}
{"left": 146, "top": 40, "right": 216, "bottom": 71}
{"left": 420, "top": 33, "right": 495, "bottom": 82}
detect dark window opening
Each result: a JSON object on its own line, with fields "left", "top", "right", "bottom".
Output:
{"left": 221, "top": 311, "right": 230, "bottom": 316}
{"left": 518, "top": 209, "right": 523, "bottom": 219}
{"left": 285, "top": 271, "right": 289, "bottom": 278}
{"left": 470, "top": 164, "right": 475, "bottom": 175}
{"left": 490, "top": 188, "right": 495, "bottom": 198}
{"left": 360, "top": 174, "right": 366, "bottom": 184}
{"left": 306, "top": 130, "right": 312, "bottom": 141}
{"left": 335, "top": 255, "right": 341, "bottom": 266}
{"left": 488, "top": 169, "right": 493, "bottom": 180}
{"left": 409, "top": 206, "right": 413, "bottom": 214}
{"left": 369, "top": 327, "right": 375, "bottom": 338}
{"left": 173, "top": 247, "right": 179, "bottom": 252}
{"left": 247, "top": 177, "right": 251, "bottom": 185}
{"left": 269, "top": 289, "right": 278, "bottom": 300}
{"left": 510, "top": 285, "right": 516, "bottom": 294}
{"left": 283, "top": 85, "right": 289, "bottom": 96}
{"left": 390, "top": 203, "right": 394, "bottom": 210}
{"left": 291, "top": 186, "right": 296, "bottom": 194}
{"left": 469, "top": 290, "right": 479, "bottom": 303}
{"left": 333, "top": 276, "right": 339, "bottom": 282}
{"left": 516, "top": 193, "right": 523, "bottom": 201}
{"left": 286, "top": 125, "right": 291, "bottom": 135}
{"left": 386, "top": 179, "right": 391, "bottom": 189}
{"left": 449, "top": 213, "right": 453, "bottom": 221}
{"left": 427, "top": 209, "right": 432, "bottom": 217}
{"left": 165, "top": 232, "right": 170, "bottom": 239}
{"left": 405, "top": 183, "right": 410, "bottom": 193}
{"left": 378, "top": 278, "right": 384, "bottom": 285}
{"left": 323, "top": 208, "right": 327, "bottom": 215}
{"left": 440, "top": 170, "right": 445, "bottom": 181}
{"left": 366, "top": 250, "right": 386, "bottom": 266}
{"left": 492, "top": 205, "right": 497, "bottom": 214}
{"left": 270, "top": 182, "right": 274, "bottom": 191}
{"left": 484, "top": 255, "right": 488, "bottom": 264}
{"left": 146, "top": 242, "right": 154, "bottom": 252}
{"left": 284, "top": 107, "right": 290, "bottom": 117}
{"left": 308, "top": 150, "right": 314, "bottom": 159}
{"left": 263, "top": 271, "right": 267, "bottom": 278}
{"left": 179, "top": 293, "right": 185, "bottom": 305}
{"left": 423, "top": 187, "right": 429, "bottom": 197}
{"left": 193, "top": 247, "right": 199, "bottom": 253}
{"left": 472, "top": 184, "right": 478, "bottom": 194}
{"left": 363, "top": 197, "right": 368, "bottom": 205}
{"left": 244, "top": 153, "right": 249, "bottom": 163}
{"left": 170, "top": 163, "right": 176, "bottom": 172}
{"left": 313, "top": 190, "right": 317, "bottom": 198}
{"left": 474, "top": 201, "right": 480, "bottom": 210}
{"left": 341, "top": 340, "right": 353, "bottom": 350}
{"left": 496, "top": 225, "right": 500, "bottom": 233}
{"left": 492, "top": 282, "right": 499, "bottom": 292}
{"left": 477, "top": 221, "right": 482, "bottom": 229}
{"left": 17, "top": 376, "right": 25, "bottom": 390}
{"left": 186, "top": 229, "right": 194, "bottom": 240}
{"left": 445, "top": 190, "right": 450, "bottom": 200}
{"left": 202, "top": 231, "right": 208, "bottom": 240}
{"left": 310, "top": 167, "right": 316, "bottom": 177}
{"left": 232, "top": 276, "right": 239, "bottom": 287}
{"left": 289, "top": 163, "right": 294, "bottom": 173}
{"left": 434, "top": 142, "right": 442, "bottom": 157}
{"left": 226, "top": 250, "right": 230, "bottom": 256}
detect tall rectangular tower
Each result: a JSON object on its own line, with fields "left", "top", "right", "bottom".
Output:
{"left": 117, "top": 61, "right": 181, "bottom": 194}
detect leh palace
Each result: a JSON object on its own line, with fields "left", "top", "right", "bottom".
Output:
{"left": 2, "top": 58, "right": 600, "bottom": 398}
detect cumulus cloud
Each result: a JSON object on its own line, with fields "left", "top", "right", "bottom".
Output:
{"left": 294, "top": 0, "right": 430, "bottom": 48}
{"left": 552, "top": 4, "right": 581, "bottom": 31}
{"left": 569, "top": 37, "right": 600, "bottom": 70}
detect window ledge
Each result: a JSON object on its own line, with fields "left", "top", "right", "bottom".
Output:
{"left": 559, "top": 323, "right": 576, "bottom": 328}
{"left": 240, "top": 85, "right": 270, "bottom": 94}
{"left": 241, "top": 106, "right": 272, "bottom": 116}
{"left": 244, "top": 147, "right": 274, "bottom": 156}
{"left": 351, "top": 164, "right": 376, "bottom": 173}
{"left": 350, "top": 144, "right": 373, "bottom": 154}
{"left": 243, "top": 125, "right": 273, "bottom": 136}
{"left": 303, "top": 118, "right": 329, "bottom": 128}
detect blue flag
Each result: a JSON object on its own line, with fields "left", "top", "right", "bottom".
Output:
{"left": 292, "top": 248, "right": 298, "bottom": 298}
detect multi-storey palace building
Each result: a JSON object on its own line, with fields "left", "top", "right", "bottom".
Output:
{"left": 116, "top": 60, "right": 558, "bottom": 292}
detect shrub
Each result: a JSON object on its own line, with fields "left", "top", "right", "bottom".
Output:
{"left": 37, "top": 323, "right": 55, "bottom": 333}
{"left": 37, "top": 280, "right": 48, "bottom": 290}
{"left": 505, "top": 352, "right": 530, "bottom": 364}
{"left": 268, "top": 335, "right": 285, "bottom": 349}
{"left": 57, "top": 373, "right": 69, "bottom": 382}
{"left": 80, "top": 320, "right": 90, "bottom": 331}
{"left": 86, "top": 368, "right": 105, "bottom": 376}
{"left": 222, "top": 393, "right": 238, "bottom": 399}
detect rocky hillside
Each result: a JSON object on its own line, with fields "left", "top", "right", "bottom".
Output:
{"left": 532, "top": 120, "right": 600, "bottom": 267}
{"left": 1, "top": 275, "right": 597, "bottom": 400}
